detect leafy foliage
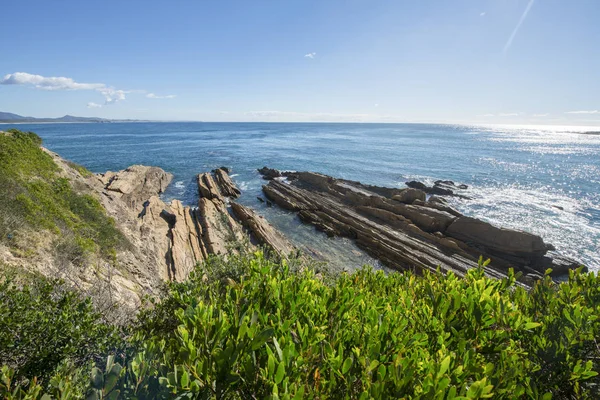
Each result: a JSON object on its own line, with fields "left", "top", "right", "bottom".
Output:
{"left": 1, "top": 254, "right": 599, "bottom": 399}
{"left": 0, "top": 129, "right": 127, "bottom": 261}
{"left": 0, "top": 269, "right": 126, "bottom": 397}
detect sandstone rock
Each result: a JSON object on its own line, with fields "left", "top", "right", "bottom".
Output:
{"left": 105, "top": 165, "right": 173, "bottom": 209}
{"left": 445, "top": 217, "right": 550, "bottom": 261}
{"left": 231, "top": 202, "right": 296, "bottom": 258}
{"left": 213, "top": 168, "right": 241, "bottom": 198}
{"left": 197, "top": 198, "right": 248, "bottom": 256}
{"left": 392, "top": 188, "right": 426, "bottom": 204}
{"left": 261, "top": 169, "right": 578, "bottom": 285}
{"left": 197, "top": 172, "right": 223, "bottom": 200}
{"left": 532, "top": 253, "right": 587, "bottom": 276}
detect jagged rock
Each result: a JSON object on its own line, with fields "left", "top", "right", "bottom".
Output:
{"left": 258, "top": 166, "right": 282, "bottom": 180}
{"left": 197, "top": 172, "right": 223, "bottom": 200}
{"left": 104, "top": 165, "right": 173, "bottom": 209}
{"left": 262, "top": 168, "right": 582, "bottom": 282}
{"left": 392, "top": 188, "right": 426, "bottom": 204}
{"left": 169, "top": 200, "right": 207, "bottom": 277}
{"left": 445, "top": 217, "right": 551, "bottom": 262}
{"left": 197, "top": 198, "right": 248, "bottom": 256}
{"left": 532, "top": 253, "right": 587, "bottom": 276}
{"left": 212, "top": 168, "right": 241, "bottom": 198}
{"left": 231, "top": 202, "right": 296, "bottom": 258}
{"left": 406, "top": 180, "right": 468, "bottom": 197}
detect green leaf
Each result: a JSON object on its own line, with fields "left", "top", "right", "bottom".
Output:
{"left": 523, "top": 322, "right": 542, "bottom": 330}
{"left": 90, "top": 367, "right": 103, "bottom": 390}
{"left": 251, "top": 328, "right": 275, "bottom": 351}
{"left": 275, "top": 362, "right": 285, "bottom": 384}
{"left": 342, "top": 357, "right": 353, "bottom": 374}
{"left": 181, "top": 370, "right": 189, "bottom": 388}
{"left": 438, "top": 356, "right": 451, "bottom": 378}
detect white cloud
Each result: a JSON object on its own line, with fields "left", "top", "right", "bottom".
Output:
{"left": 1, "top": 72, "right": 105, "bottom": 91}
{"left": 481, "top": 113, "right": 495, "bottom": 117}
{"left": 566, "top": 110, "right": 600, "bottom": 114}
{"left": 1, "top": 71, "right": 131, "bottom": 106}
{"left": 533, "top": 113, "right": 549, "bottom": 117}
{"left": 304, "top": 52, "right": 317, "bottom": 59}
{"left": 374, "top": 103, "right": 379, "bottom": 107}
{"left": 498, "top": 112, "right": 520, "bottom": 117}
{"left": 146, "top": 93, "right": 176, "bottom": 99}
{"left": 480, "top": 12, "right": 486, "bottom": 17}
{"left": 504, "top": 0, "right": 535, "bottom": 53}
{"left": 87, "top": 102, "right": 103, "bottom": 108}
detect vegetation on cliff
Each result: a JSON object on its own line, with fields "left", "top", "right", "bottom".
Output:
{"left": 0, "top": 129, "right": 127, "bottom": 263}
{"left": 1, "top": 253, "right": 598, "bottom": 399}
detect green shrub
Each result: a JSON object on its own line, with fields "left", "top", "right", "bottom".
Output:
{"left": 1, "top": 253, "right": 599, "bottom": 399}
{"left": 57, "top": 253, "right": 597, "bottom": 399}
{"left": 0, "top": 130, "right": 127, "bottom": 260}
{"left": 0, "top": 268, "right": 126, "bottom": 395}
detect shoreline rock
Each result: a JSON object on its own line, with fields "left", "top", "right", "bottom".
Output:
{"left": 260, "top": 167, "right": 585, "bottom": 281}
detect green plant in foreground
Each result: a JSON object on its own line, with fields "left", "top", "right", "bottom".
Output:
{"left": 1, "top": 253, "right": 599, "bottom": 399}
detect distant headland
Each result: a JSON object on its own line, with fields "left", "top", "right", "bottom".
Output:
{"left": 0, "top": 111, "right": 141, "bottom": 124}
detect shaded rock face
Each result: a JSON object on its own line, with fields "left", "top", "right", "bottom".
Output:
{"left": 406, "top": 180, "right": 469, "bottom": 197}
{"left": 261, "top": 168, "right": 583, "bottom": 281}
{"left": 231, "top": 202, "right": 297, "bottom": 259}
{"left": 258, "top": 166, "right": 282, "bottom": 180}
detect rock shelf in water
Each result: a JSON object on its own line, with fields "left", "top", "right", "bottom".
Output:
{"left": 260, "top": 169, "right": 584, "bottom": 283}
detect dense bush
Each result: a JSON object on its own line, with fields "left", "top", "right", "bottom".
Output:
{"left": 3, "top": 253, "right": 598, "bottom": 399}
{"left": 0, "top": 267, "right": 126, "bottom": 398}
{"left": 0, "top": 129, "right": 127, "bottom": 261}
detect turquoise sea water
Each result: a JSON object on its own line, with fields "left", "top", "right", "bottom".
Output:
{"left": 6, "top": 122, "right": 600, "bottom": 271}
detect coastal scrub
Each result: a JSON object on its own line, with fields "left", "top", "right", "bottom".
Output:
{"left": 0, "top": 129, "right": 127, "bottom": 262}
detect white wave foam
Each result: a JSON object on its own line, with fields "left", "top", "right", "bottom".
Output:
{"left": 450, "top": 185, "right": 600, "bottom": 271}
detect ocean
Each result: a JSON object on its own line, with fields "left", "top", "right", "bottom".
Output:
{"left": 6, "top": 122, "right": 600, "bottom": 272}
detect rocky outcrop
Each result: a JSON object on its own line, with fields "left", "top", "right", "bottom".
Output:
{"left": 406, "top": 180, "right": 468, "bottom": 197}
{"left": 445, "top": 217, "right": 551, "bottom": 264}
{"left": 213, "top": 168, "right": 241, "bottom": 198}
{"left": 231, "top": 202, "right": 296, "bottom": 258}
{"left": 197, "top": 172, "right": 223, "bottom": 201}
{"left": 102, "top": 165, "right": 173, "bottom": 209}
{"left": 261, "top": 168, "right": 583, "bottom": 281}
{"left": 258, "top": 166, "right": 282, "bottom": 180}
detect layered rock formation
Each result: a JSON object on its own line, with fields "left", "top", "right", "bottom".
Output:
{"left": 261, "top": 169, "right": 584, "bottom": 282}
{"left": 231, "top": 202, "right": 297, "bottom": 258}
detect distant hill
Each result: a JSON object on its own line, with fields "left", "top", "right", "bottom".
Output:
{"left": 0, "top": 111, "right": 121, "bottom": 123}
{"left": 0, "top": 112, "right": 30, "bottom": 120}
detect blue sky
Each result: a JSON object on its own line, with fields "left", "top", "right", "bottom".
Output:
{"left": 1, "top": 0, "right": 599, "bottom": 124}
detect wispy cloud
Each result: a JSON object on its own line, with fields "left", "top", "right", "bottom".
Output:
{"left": 566, "top": 110, "right": 600, "bottom": 114}
{"left": 1, "top": 72, "right": 129, "bottom": 107}
{"left": 504, "top": 0, "right": 535, "bottom": 53}
{"left": 1, "top": 72, "right": 104, "bottom": 90}
{"left": 304, "top": 52, "right": 317, "bottom": 59}
{"left": 87, "top": 102, "right": 102, "bottom": 109}
{"left": 480, "top": 113, "right": 495, "bottom": 117}
{"left": 533, "top": 113, "right": 549, "bottom": 117}
{"left": 480, "top": 12, "right": 486, "bottom": 17}
{"left": 146, "top": 93, "right": 176, "bottom": 99}
{"left": 498, "top": 113, "right": 520, "bottom": 117}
